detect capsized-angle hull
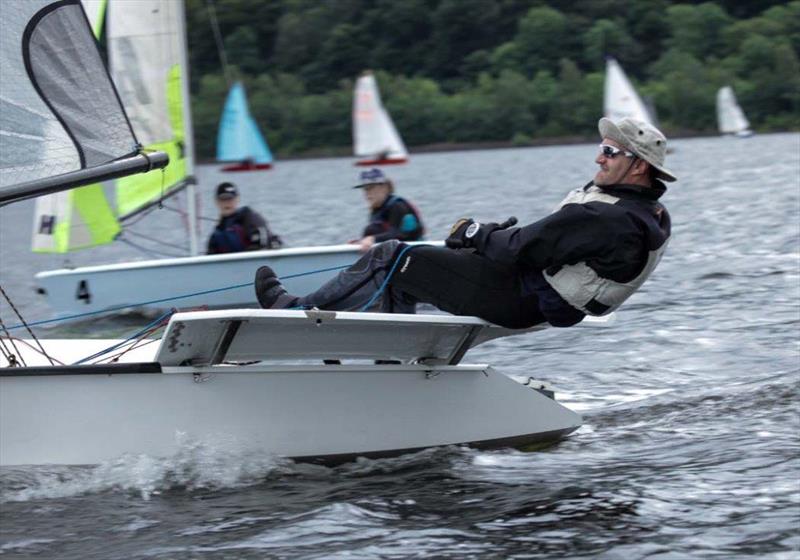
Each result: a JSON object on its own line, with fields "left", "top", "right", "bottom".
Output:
{"left": 0, "top": 310, "right": 584, "bottom": 466}
{"left": 0, "top": 362, "right": 579, "bottom": 466}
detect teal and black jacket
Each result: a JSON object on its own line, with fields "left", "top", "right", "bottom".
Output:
{"left": 363, "top": 195, "right": 425, "bottom": 242}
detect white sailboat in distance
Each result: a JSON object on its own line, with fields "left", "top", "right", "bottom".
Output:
{"left": 604, "top": 57, "right": 654, "bottom": 124}
{"left": 716, "top": 86, "right": 753, "bottom": 137}
{"left": 353, "top": 71, "right": 408, "bottom": 166}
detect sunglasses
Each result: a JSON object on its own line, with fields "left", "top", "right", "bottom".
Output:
{"left": 598, "top": 144, "right": 635, "bottom": 159}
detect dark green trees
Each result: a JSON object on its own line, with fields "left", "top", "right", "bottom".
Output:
{"left": 187, "top": 0, "right": 798, "bottom": 158}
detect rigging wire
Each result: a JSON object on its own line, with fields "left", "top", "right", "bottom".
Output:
{"left": 0, "top": 285, "right": 54, "bottom": 365}
{"left": 0, "top": 323, "right": 24, "bottom": 367}
{"left": 119, "top": 197, "right": 162, "bottom": 227}
{"left": 0, "top": 335, "right": 65, "bottom": 366}
{"left": 73, "top": 309, "right": 174, "bottom": 365}
{"left": 101, "top": 336, "right": 161, "bottom": 364}
{"left": 207, "top": 0, "right": 233, "bottom": 88}
{"left": 148, "top": 201, "right": 216, "bottom": 222}
{"left": 117, "top": 236, "right": 186, "bottom": 258}
{"left": 122, "top": 229, "right": 190, "bottom": 252}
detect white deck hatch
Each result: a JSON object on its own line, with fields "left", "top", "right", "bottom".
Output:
{"left": 155, "top": 309, "right": 546, "bottom": 367}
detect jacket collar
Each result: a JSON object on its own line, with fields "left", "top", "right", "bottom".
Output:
{"left": 586, "top": 180, "right": 667, "bottom": 201}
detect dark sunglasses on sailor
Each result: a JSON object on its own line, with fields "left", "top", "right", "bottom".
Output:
{"left": 598, "top": 144, "right": 635, "bottom": 159}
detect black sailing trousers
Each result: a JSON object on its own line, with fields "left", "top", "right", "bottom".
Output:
{"left": 293, "top": 240, "right": 548, "bottom": 329}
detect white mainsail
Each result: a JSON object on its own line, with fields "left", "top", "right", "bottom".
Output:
{"left": 1, "top": 0, "right": 164, "bottom": 205}
{"left": 604, "top": 57, "right": 653, "bottom": 124}
{"left": 31, "top": 0, "right": 195, "bottom": 253}
{"left": 353, "top": 72, "right": 408, "bottom": 164}
{"left": 107, "top": 0, "right": 195, "bottom": 219}
{"left": 716, "top": 86, "right": 751, "bottom": 136}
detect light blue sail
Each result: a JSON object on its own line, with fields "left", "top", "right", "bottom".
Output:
{"left": 216, "top": 82, "right": 273, "bottom": 165}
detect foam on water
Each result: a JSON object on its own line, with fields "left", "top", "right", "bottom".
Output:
{"left": 0, "top": 436, "right": 294, "bottom": 502}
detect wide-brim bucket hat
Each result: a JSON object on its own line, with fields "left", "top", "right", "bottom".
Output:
{"left": 599, "top": 117, "right": 677, "bottom": 182}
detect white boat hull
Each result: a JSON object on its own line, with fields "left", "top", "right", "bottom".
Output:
{"left": 34, "top": 242, "right": 440, "bottom": 320}
{"left": 34, "top": 245, "right": 359, "bottom": 319}
{"left": 0, "top": 364, "right": 579, "bottom": 466}
{"left": 0, "top": 310, "right": 590, "bottom": 466}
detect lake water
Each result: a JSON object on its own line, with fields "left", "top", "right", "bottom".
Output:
{"left": 1, "top": 134, "right": 799, "bottom": 559}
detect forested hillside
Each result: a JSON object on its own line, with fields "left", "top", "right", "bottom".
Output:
{"left": 186, "top": 0, "right": 800, "bottom": 158}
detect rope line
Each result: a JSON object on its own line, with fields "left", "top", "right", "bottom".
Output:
{"left": 0, "top": 285, "right": 55, "bottom": 365}
{"left": 359, "top": 244, "right": 420, "bottom": 311}
{"left": 123, "top": 229, "right": 189, "bottom": 251}
{"left": 207, "top": 0, "right": 233, "bottom": 87}
{"left": 117, "top": 237, "right": 186, "bottom": 258}
{"left": 0, "top": 323, "right": 24, "bottom": 367}
{"left": 6, "top": 263, "right": 353, "bottom": 331}
{"left": 0, "top": 335, "right": 66, "bottom": 366}
{"left": 102, "top": 336, "right": 161, "bottom": 364}
{"left": 73, "top": 310, "right": 173, "bottom": 365}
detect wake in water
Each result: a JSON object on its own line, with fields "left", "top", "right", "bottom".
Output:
{"left": 0, "top": 435, "right": 474, "bottom": 503}
{"left": 0, "top": 435, "right": 296, "bottom": 502}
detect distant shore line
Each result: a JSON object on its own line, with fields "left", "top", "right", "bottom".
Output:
{"left": 197, "top": 129, "right": 796, "bottom": 164}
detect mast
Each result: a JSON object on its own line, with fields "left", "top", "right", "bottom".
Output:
{"left": 177, "top": 0, "right": 199, "bottom": 255}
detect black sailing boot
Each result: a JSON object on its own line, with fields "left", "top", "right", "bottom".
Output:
{"left": 254, "top": 266, "right": 299, "bottom": 309}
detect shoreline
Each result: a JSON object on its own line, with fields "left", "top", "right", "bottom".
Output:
{"left": 197, "top": 128, "right": 797, "bottom": 164}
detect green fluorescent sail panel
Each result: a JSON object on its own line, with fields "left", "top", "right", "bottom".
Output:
{"left": 32, "top": 184, "right": 120, "bottom": 253}
{"left": 108, "top": 0, "right": 190, "bottom": 217}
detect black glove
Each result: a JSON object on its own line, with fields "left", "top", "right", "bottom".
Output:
{"left": 446, "top": 218, "right": 499, "bottom": 250}
{"left": 445, "top": 216, "right": 518, "bottom": 251}
{"left": 445, "top": 218, "right": 474, "bottom": 249}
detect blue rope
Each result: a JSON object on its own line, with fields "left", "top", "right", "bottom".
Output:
{"left": 73, "top": 310, "right": 173, "bottom": 365}
{"left": 7, "top": 263, "right": 353, "bottom": 331}
{"left": 358, "top": 244, "right": 420, "bottom": 311}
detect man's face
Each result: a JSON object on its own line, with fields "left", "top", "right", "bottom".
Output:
{"left": 362, "top": 183, "right": 390, "bottom": 210}
{"left": 215, "top": 196, "right": 239, "bottom": 217}
{"left": 594, "top": 138, "right": 635, "bottom": 185}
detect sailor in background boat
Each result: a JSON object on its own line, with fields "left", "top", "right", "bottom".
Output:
{"left": 255, "top": 118, "right": 673, "bottom": 329}
{"left": 349, "top": 168, "right": 425, "bottom": 252}
{"left": 207, "top": 182, "right": 284, "bottom": 254}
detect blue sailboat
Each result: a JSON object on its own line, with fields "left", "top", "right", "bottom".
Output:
{"left": 217, "top": 82, "right": 273, "bottom": 171}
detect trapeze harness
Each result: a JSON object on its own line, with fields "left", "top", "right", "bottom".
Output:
{"left": 543, "top": 185, "right": 670, "bottom": 316}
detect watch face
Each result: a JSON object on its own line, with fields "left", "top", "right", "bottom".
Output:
{"left": 465, "top": 222, "right": 480, "bottom": 239}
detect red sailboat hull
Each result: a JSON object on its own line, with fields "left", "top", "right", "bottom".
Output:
{"left": 221, "top": 162, "right": 273, "bottom": 172}
{"left": 355, "top": 158, "right": 407, "bottom": 167}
